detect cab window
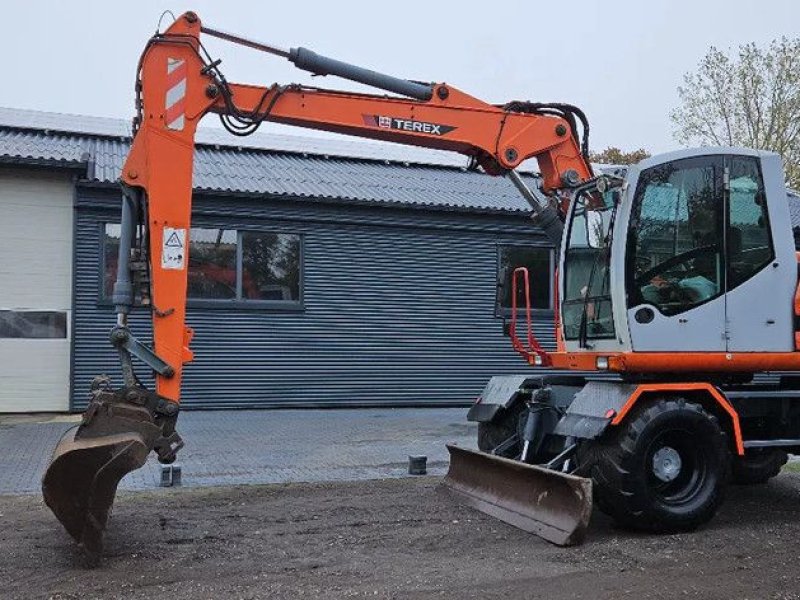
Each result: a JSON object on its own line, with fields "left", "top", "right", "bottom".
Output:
{"left": 627, "top": 156, "right": 724, "bottom": 316}
{"left": 562, "top": 190, "right": 617, "bottom": 341}
{"left": 727, "top": 156, "right": 773, "bottom": 290}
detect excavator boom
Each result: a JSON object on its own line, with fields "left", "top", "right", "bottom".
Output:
{"left": 43, "top": 11, "right": 597, "bottom": 561}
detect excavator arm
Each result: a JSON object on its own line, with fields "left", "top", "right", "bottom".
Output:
{"left": 43, "top": 11, "right": 595, "bottom": 561}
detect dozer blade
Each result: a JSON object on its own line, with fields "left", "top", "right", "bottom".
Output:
{"left": 440, "top": 444, "right": 592, "bottom": 546}
{"left": 42, "top": 428, "right": 150, "bottom": 560}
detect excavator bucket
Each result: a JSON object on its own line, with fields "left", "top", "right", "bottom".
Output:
{"left": 42, "top": 429, "right": 150, "bottom": 560}
{"left": 440, "top": 444, "right": 592, "bottom": 546}
{"left": 42, "top": 386, "right": 169, "bottom": 563}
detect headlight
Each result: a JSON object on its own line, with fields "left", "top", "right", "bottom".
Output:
{"left": 596, "top": 356, "right": 609, "bottom": 370}
{"left": 533, "top": 354, "right": 543, "bottom": 366}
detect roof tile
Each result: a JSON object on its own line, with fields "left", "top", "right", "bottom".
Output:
{"left": 0, "top": 110, "right": 538, "bottom": 214}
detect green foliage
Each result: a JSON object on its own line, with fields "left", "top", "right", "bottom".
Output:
{"left": 589, "top": 147, "right": 651, "bottom": 165}
{"left": 671, "top": 38, "right": 800, "bottom": 188}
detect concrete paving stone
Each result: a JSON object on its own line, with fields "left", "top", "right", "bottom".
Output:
{"left": 0, "top": 408, "right": 477, "bottom": 495}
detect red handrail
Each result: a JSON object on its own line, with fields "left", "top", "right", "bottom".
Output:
{"left": 509, "top": 267, "right": 551, "bottom": 366}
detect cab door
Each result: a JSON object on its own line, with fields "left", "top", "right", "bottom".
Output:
{"left": 625, "top": 154, "right": 727, "bottom": 352}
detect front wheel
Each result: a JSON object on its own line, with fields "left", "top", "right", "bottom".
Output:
{"left": 589, "top": 397, "right": 730, "bottom": 532}
{"left": 477, "top": 401, "right": 525, "bottom": 456}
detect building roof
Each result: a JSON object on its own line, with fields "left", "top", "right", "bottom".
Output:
{"left": 0, "top": 106, "right": 545, "bottom": 215}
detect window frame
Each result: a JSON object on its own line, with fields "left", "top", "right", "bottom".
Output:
{"left": 495, "top": 243, "right": 555, "bottom": 317}
{"left": 99, "top": 223, "right": 304, "bottom": 311}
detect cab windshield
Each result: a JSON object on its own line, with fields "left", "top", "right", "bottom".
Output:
{"left": 562, "top": 188, "right": 617, "bottom": 343}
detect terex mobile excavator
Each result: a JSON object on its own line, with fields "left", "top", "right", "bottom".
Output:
{"left": 43, "top": 11, "right": 800, "bottom": 560}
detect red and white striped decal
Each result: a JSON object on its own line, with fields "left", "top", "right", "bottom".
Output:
{"left": 165, "top": 58, "right": 187, "bottom": 131}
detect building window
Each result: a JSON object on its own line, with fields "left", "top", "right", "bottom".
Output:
{"left": 0, "top": 310, "right": 67, "bottom": 339}
{"left": 498, "top": 245, "right": 552, "bottom": 311}
{"left": 187, "top": 228, "right": 238, "bottom": 300}
{"left": 241, "top": 231, "right": 302, "bottom": 302}
{"left": 104, "top": 224, "right": 302, "bottom": 306}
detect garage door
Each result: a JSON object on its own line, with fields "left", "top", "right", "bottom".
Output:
{"left": 0, "top": 170, "right": 73, "bottom": 412}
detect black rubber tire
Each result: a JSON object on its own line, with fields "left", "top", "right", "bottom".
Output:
{"left": 477, "top": 401, "right": 525, "bottom": 454}
{"left": 731, "top": 449, "right": 788, "bottom": 485}
{"left": 574, "top": 441, "right": 615, "bottom": 516}
{"left": 589, "top": 397, "right": 730, "bottom": 533}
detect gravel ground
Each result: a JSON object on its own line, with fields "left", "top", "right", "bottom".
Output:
{"left": 3, "top": 473, "right": 800, "bottom": 599}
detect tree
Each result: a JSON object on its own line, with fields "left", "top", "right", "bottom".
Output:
{"left": 589, "top": 147, "right": 651, "bottom": 165}
{"left": 671, "top": 38, "right": 800, "bottom": 188}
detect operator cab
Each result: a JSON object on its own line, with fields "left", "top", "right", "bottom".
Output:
{"left": 559, "top": 147, "right": 796, "bottom": 356}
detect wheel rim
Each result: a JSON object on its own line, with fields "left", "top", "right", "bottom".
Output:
{"left": 652, "top": 446, "right": 682, "bottom": 483}
{"left": 646, "top": 429, "right": 708, "bottom": 506}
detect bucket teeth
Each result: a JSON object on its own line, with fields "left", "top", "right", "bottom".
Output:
{"left": 439, "top": 444, "right": 593, "bottom": 546}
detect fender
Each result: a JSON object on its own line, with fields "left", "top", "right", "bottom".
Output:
{"left": 467, "top": 375, "right": 587, "bottom": 423}
{"left": 611, "top": 382, "right": 744, "bottom": 455}
{"left": 553, "top": 381, "right": 744, "bottom": 455}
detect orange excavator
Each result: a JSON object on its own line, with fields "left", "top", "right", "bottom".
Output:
{"left": 44, "top": 11, "right": 800, "bottom": 561}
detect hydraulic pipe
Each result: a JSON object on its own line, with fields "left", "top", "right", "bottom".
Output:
{"left": 287, "top": 47, "right": 433, "bottom": 101}
{"left": 200, "top": 25, "right": 433, "bottom": 100}
{"left": 507, "top": 170, "right": 564, "bottom": 247}
{"left": 200, "top": 26, "right": 290, "bottom": 58}
{"left": 111, "top": 190, "right": 137, "bottom": 316}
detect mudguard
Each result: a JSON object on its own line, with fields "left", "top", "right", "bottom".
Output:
{"left": 553, "top": 381, "right": 637, "bottom": 440}
{"left": 467, "top": 375, "right": 586, "bottom": 423}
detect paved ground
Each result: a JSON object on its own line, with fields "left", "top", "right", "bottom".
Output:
{"left": 0, "top": 408, "right": 476, "bottom": 495}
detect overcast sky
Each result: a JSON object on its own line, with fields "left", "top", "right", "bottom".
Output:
{"left": 2, "top": 0, "right": 798, "bottom": 154}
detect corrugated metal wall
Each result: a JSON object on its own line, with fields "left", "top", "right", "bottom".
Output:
{"left": 72, "top": 187, "right": 562, "bottom": 410}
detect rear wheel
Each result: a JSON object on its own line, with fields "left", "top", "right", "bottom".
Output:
{"left": 589, "top": 397, "right": 730, "bottom": 532}
{"left": 477, "top": 401, "right": 525, "bottom": 455}
{"left": 731, "top": 449, "right": 788, "bottom": 485}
